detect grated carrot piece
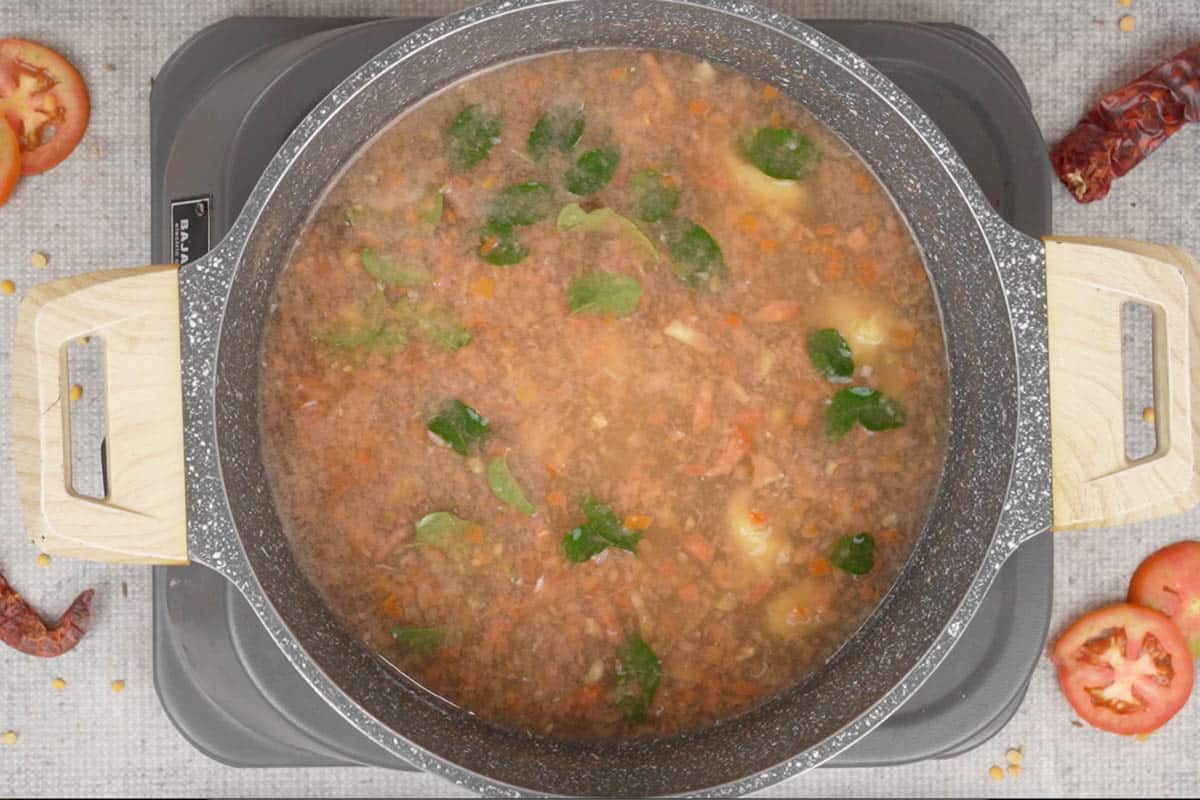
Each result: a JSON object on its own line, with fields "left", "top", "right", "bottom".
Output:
{"left": 624, "top": 514, "right": 654, "bottom": 531}
{"left": 682, "top": 532, "right": 715, "bottom": 565}
{"left": 801, "top": 522, "right": 820, "bottom": 539}
{"left": 878, "top": 528, "right": 901, "bottom": 546}
{"left": 822, "top": 258, "right": 845, "bottom": 281}
{"left": 465, "top": 524, "right": 485, "bottom": 545}
{"left": 856, "top": 257, "right": 879, "bottom": 289}
{"left": 354, "top": 449, "right": 372, "bottom": 465}
{"left": 892, "top": 323, "right": 916, "bottom": 349}
{"left": 688, "top": 98, "right": 711, "bottom": 117}
{"left": 852, "top": 172, "right": 873, "bottom": 193}
{"left": 813, "top": 224, "right": 838, "bottom": 237}
{"left": 677, "top": 583, "right": 701, "bottom": 603}
{"left": 808, "top": 558, "right": 831, "bottom": 577}
{"left": 737, "top": 212, "right": 759, "bottom": 235}
{"left": 758, "top": 238, "right": 778, "bottom": 255}
{"left": 723, "top": 313, "right": 743, "bottom": 327}
{"left": 748, "top": 510, "right": 768, "bottom": 526}
{"left": 762, "top": 85, "right": 780, "bottom": 101}
{"left": 469, "top": 276, "right": 495, "bottom": 299}
{"left": 608, "top": 66, "right": 628, "bottom": 81}
{"left": 545, "top": 490, "right": 566, "bottom": 508}
{"left": 381, "top": 594, "right": 404, "bottom": 619}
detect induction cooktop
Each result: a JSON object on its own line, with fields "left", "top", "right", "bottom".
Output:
{"left": 150, "top": 15, "right": 1053, "bottom": 771}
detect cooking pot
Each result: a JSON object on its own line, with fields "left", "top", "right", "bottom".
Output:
{"left": 11, "top": 1, "right": 1200, "bottom": 795}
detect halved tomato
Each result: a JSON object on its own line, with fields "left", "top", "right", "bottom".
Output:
{"left": 0, "top": 118, "right": 18, "bottom": 205}
{"left": 0, "top": 39, "right": 89, "bottom": 175}
{"left": 1129, "top": 540, "right": 1200, "bottom": 658}
{"left": 1051, "top": 603, "right": 1193, "bottom": 735}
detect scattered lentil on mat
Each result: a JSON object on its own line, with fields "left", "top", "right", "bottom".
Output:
{"left": 1, "top": 280, "right": 14, "bottom": 295}
{"left": 1008, "top": 764, "right": 1022, "bottom": 778}
{"left": 69, "top": 384, "right": 83, "bottom": 401}
{"left": 1119, "top": 15, "right": 1136, "bottom": 31}
{"left": 36, "top": 553, "right": 50, "bottom": 568}
{"left": 1006, "top": 748, "right": 1023, "bottom": 765}
{"left": 989, "top": 765, "right": 1005, "bottom": 782}
{"left": 1, "top": 731, "right": 16, "bottom": 746}
{"left": 110, "top": 679, "right": 126, "bottom": 693}
{"left": 30, "top": 251, "right": 48, "bottom": 268}
{"left": 1142, "top": 406, "right": 1155, "bottom": 423}
{"left": 51, "top": 677, "right": 66, "bottom": 690}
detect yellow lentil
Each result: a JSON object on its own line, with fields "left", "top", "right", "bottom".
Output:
{"left": 69, "top": 384, "right": 84, "bottom": 401}
{"left": 36, "top": 553, "right": 50, "bottom": 568}
{"left": 1, "top": 731, "right": 16, "bottom": 746}
{"left": 51, "top": 677, "right": 66, "bottom": 690}
{"left": 1119, "top": 15, "right": 1136, "bottom": 31}
{"left": 111, "top": 679, "right": 126, "bottom": 693}
{"left": 1008, "top": 764, "right": 1022, "bottom": 778}
{"left": 988, "top": 765, "right": 1005, "bottom": 782}
{"left": 1119, "top": 0, "right": 1132, "bottom": 6}
{"left": 30, "top": 251, "right": 48, "bottom": 268}
{"left": 1, "top": 280, "right": 15, "bottom": 295}
{"left": 1142, "top": 406, "right": 1155, "bottom": 423}
{"left": 1006, "top": 748, "right": 1023, "bottom": 765}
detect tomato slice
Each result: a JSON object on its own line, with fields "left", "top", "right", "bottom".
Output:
{"left": 0, "top": 118, "right": 18, "bottom": 205}
{"left": 1051, "top": 603, "right": 1193, "bottom": 735}
{"left": 0, "top": 39, "right": 89, "bottom": 175}
{"left": 1129, "top": 540, "right": 1200, "bottom": 658}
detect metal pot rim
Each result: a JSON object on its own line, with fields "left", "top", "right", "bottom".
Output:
{"left": 177, "top": 1, "right": 1051, "bottom": 795}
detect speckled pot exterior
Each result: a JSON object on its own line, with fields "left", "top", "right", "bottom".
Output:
{"left": 175, "top": 1, "right": 1052, "bottom": 795}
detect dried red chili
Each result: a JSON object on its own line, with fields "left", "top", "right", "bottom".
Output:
{"left": 1051, "top": 43, "right": 1200, "bottom": 203}
{"left": 0, "top": 571, "right": 93, "bottom": 657}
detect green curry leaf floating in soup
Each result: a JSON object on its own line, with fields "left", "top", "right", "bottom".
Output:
{"left": 261, "top": 50, "right": 947, "bottom": 738}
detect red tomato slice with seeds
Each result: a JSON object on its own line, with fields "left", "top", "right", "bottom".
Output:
{"left": 0, "top": 118, "right": 18, "bottom": 205}
{"left": 1129, "top": 540, "right": 1200, "bottom": 658}
{"left": 0, "top": 39, "right": 89, "bottom": 175}
{"left": 1051, "top": 603, "right": 1193, "bottom": 735}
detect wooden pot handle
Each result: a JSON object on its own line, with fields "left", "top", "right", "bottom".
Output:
{"left": 1046, "top": 236, "right": 1200, "bottom": 530}
{"left": 10, "top": 265, "right": 189, "bottom": 563}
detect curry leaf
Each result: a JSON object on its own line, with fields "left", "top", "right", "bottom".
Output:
{"left": 629, "top": 169, "right": 680, "bottom": 222}
{"left": 486, "top": 182, "right": 555, "bottom": 227}
{"left": 614, "top": 632, "right": 661, "bottom": 722}
{"left": 826, "top": 386, "right": 906, "bottom": 437}
{"left": 527, "top": 105, "right": 586, "bottom": 160}
{"left": 315, "top": 327, "right": 380, "bottom": 349}
{"left": 418, "top": 188, "right": 444, "bottom": 226}
{"left": 477, "top": 222, "right": 528, "bottom": 266}
{"left": 556, "top": 203, "right": 658, "bottom": 261}
{"left": 395, "top": 301, "right": 472, "bottom": 352}
{"left": 391, "top": 626, "right": 453, "bottom": 654}
{"left": 361, "top": 248, "right": 432, "bottom": 287}
{"left": 567, "top": 272, "right": 642, "bottom": 317}
{"left": 739, "top": 127, "right": 819, "bottom": 180}
{"left": 414, "top": 511, "right": 478, "bottom": 549}
{"left": 447, "top": 104, "right": 501, "bottom": 172}
{"left": 487, "top": 457, "right": 536, "bottom": 515}
{"left": 562, "top": 497, "right": 640, "bottom": 563}
{"left": 427, "top": 399, "right": 491, "bottom": 455}
{"left": 564, "top": 145, "right": 620, "bottom": 195}
{"left": 830, "top": 533, "right": 875, "bottom": 575}
{"left": 807, "top": 328, "right": 854, "bottom": 382}
{"left": 664, "top": 218, "right": 726, "bottom": 290}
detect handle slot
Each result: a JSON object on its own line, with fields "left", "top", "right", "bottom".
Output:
{"left": 1121, "top": 301, "right": 1158, "bottom": 462}
{"left": 65, "top": 335, "right": 108, "bottom": 500}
